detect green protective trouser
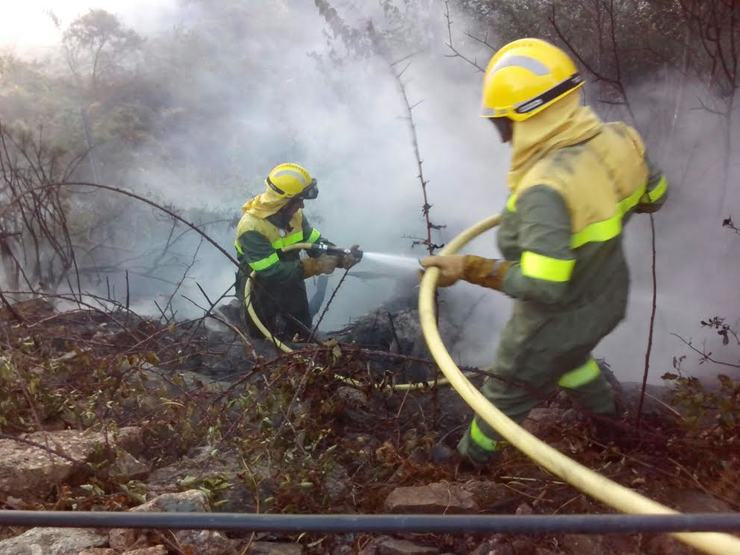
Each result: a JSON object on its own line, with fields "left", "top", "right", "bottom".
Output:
{"left": 458, "top": 290, "right": 624, "bottom": 464}
{"left": 242, "top": 274, "right": 312, "bottom": 342}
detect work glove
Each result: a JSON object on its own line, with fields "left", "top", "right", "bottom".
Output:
{"left": 420, "top": 255, "right": 510, "bottom": 290}
{"left": 302, "top": 255, "right": 337, "bottom": 278}
{"left": 337, "top": 244, "right": 361, "bottom": 269}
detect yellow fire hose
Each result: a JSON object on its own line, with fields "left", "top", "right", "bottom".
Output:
{"left": 243, "top": 242, "right": 455, "bottom": 391}
{"left": 418, "top": 213, "right": 740, "bottom": 555}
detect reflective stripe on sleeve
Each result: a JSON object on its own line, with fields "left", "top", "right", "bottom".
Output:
{"left": 249, "top": 252, "right": 280, "bottom": 271}
{"left": 506, "top": 194, "right": 517, "bottom": 213}
{"left": 470, "top": 419, "right": 498, "bottom": 452}
{"left": 520, "top": 251, "right": 575, "bottom": 282}
{"left": 234, "top": 240, "right": 244, "bottom": 256}
{"left": 558, "top": 358, "right": 601, "bottom": 389}
{"left": 307, "top": 228, "right": 321, "bottom": 243}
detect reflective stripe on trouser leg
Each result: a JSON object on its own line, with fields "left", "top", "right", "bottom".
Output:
{"left": 457, "top": 417, "right": 502, "bottom": 464}
{"left": 558, "top": 358, "right": 601, "bottom": 389}
{"left": 559, "top": 358, "right": 616, "bottom": 416}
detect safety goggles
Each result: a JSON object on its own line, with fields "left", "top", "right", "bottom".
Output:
{"left": 299, "top": 179, "right": 319, "bottom": 200}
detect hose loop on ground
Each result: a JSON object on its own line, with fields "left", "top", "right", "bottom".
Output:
{"left": 418, "top": 213, "right": 740, "bottom": 555}
{"left": 243, "top": 243, "right": 452, "bottom": 391}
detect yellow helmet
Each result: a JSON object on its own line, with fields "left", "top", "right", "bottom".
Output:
{"left": 481, "top": 38, "right": 584, "bottom": 122}
{"left": 265, "top": 163, "right": 318, "bottom": 199}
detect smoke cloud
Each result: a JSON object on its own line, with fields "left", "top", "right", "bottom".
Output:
{"left": 2, "top": 0, "right": 738, "bottom": 382}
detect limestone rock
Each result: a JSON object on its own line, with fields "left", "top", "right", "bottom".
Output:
{"left": 0, "top": 527, "right": 106, "bottom": 555}
{"left": 121, "top": 547, "right": 169, "bottom": 555}
{"left": 460, "top": 481, "right": 517, "bottom": 512}
{"left": 383, "top": 482, "right": 478, "bottom": 514}
{"left": 130, "top": 489, "right": 210, "bottom": 513}
{"left": 245, "top": 542, "right": 304, "bottom": 554}
{"left": 146, "top": 448, "right": 254, "bottom": 513}
{"left": 374, "top": 536, "right": 439, "bottom": 555}
{"left": 470, "top": 542, "right": 514, "bottom": 555}
{"left": 559, "top": 535, "right": 611, "bottom": 555}
{"left": 109, "top": 450, "right": 150, "bottom": 481}
{"left": 0, "top": 427, "right": 142, "bottom": 498}
{"left": 110, "top": 490, "right": 235, "bottom": 555}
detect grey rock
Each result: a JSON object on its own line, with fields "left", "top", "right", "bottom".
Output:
{"left": 373, "top": 536, "right": 439, "bottom": 555}
{"left": 336, "top": 386, "right": 368, "bottom": 406}
{"left": 0, "top": 427, "right": 141, "bottom": 498}
{"left": 0, "top": 527, "right": 107, "bottom": 555}
{"left": 384, "top": 482, "right": 478, "bottom": 514}
{"left": 110, "top": 490, "right": 235, "bottom": 555}
{"left": 560, "top": 535, "right": 610, "bottom": 555}
{"left": 246, "top": 542, "right": 304, "bottom": 554}
{"left": 130, "top": 489, "right": 210, "bottom": 513}
{"left": 460, "top": 481, "right": 517, "bottom": 511}
{"left": 109, "top": 449, "right": 149, "bottom": 481}
{"left": 121, "top": 547, "right": 169, "bottom": 555}
{"left": 146, "top": 448, "right": 255, "bottom": 512}
{"left": 471, "top": 543, "right": 514, "bottom": 555}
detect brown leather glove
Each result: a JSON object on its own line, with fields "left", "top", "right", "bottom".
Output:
{"left": 462, "top": 255, "right": 510, "bottom": 290}
{"left": 420, "top": 255, "right": 510, "bottom": 289}
{"left": 302, "top": 255, "right": 337, "bottom": 278}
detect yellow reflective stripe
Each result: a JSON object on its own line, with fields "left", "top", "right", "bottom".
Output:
{"left": 570, "top": 186, "right": 645, "bottom": 249}
{"left": 570, "top": 213, "right": 622, "bottom": 248}
{"left": 307, "top": 228, "right": 321, "bottom": 243}
{"left": 234, "top": 240, "right": 244, "bottom": 256}
{"left": 249, "top": 252, "right": 279, "bottom": 271}
{"left": 282, "top": 230, "right": 305, "bottom": 247}
{"left": 558, "top": 359, "right": 601, "bottom": 389}
{"left": 646, "top": 175, "right": 667, "bottom": 203}
{"left": 521, "top": 251, "right": 575, "bottom": 282}
{"left": 271, "top": 231, "right": 304, "bottom": 250}
{"left": 470, "top": 419, "right": 498, "bottom": 452}
{"left": 506, "top": 194, "right": 517, "bottom": 213}
{"left": 618, "top": 186, "right": 646, "bottom": 215}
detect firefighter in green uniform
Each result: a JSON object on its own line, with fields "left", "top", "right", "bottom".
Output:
{"left": 421, "top": 38, "right": 668, "bottom": 465}
{"left": 235, "top": 163, "right": 358, "bottom": 341}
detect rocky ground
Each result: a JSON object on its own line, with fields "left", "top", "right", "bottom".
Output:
{"left": 0, "top": 297, "right": 737, "bottom": 554}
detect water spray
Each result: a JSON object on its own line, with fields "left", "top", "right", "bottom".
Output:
{"left": 361, "top": 251, "right": 420, "bottom": 272}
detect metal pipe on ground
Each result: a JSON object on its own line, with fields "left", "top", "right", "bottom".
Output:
{"left": 0, "top": 511, "right": 739, "bottom": 534}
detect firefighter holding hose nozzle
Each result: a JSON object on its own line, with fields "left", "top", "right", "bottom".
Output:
{"left": 235, "top": 163, "right": 361, "bottom": 341}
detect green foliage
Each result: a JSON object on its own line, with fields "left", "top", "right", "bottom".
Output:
{"left": 662, "top": 368, "right": 740, "bottom": 442}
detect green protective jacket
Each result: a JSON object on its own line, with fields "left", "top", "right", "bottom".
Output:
{"left": 234, "top": 209, "right": 322, "bottom": 339}
{"left": 494, "top": 99, "right": 667, "bottom": 388}
{"left": 459, "top": 99, "right": 668, "bottom": 462}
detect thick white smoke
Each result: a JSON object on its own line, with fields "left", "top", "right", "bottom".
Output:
{"left": 3, "top": 0, "right": 738, "bottom": 382}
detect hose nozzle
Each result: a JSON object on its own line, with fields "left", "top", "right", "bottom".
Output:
{"left": 310, "top": 243, "right": 363, "bottom": 260}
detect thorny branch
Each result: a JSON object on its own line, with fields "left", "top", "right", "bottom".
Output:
{"left": 443, "top": 1, "right": 485, "bottom": 72}
{"left": 671, "top": 333, "right": 740, "bottom": 368}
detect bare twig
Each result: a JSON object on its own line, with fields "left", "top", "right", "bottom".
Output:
{"left": 636, "top": 214, "right": 658, "bottom": 428}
